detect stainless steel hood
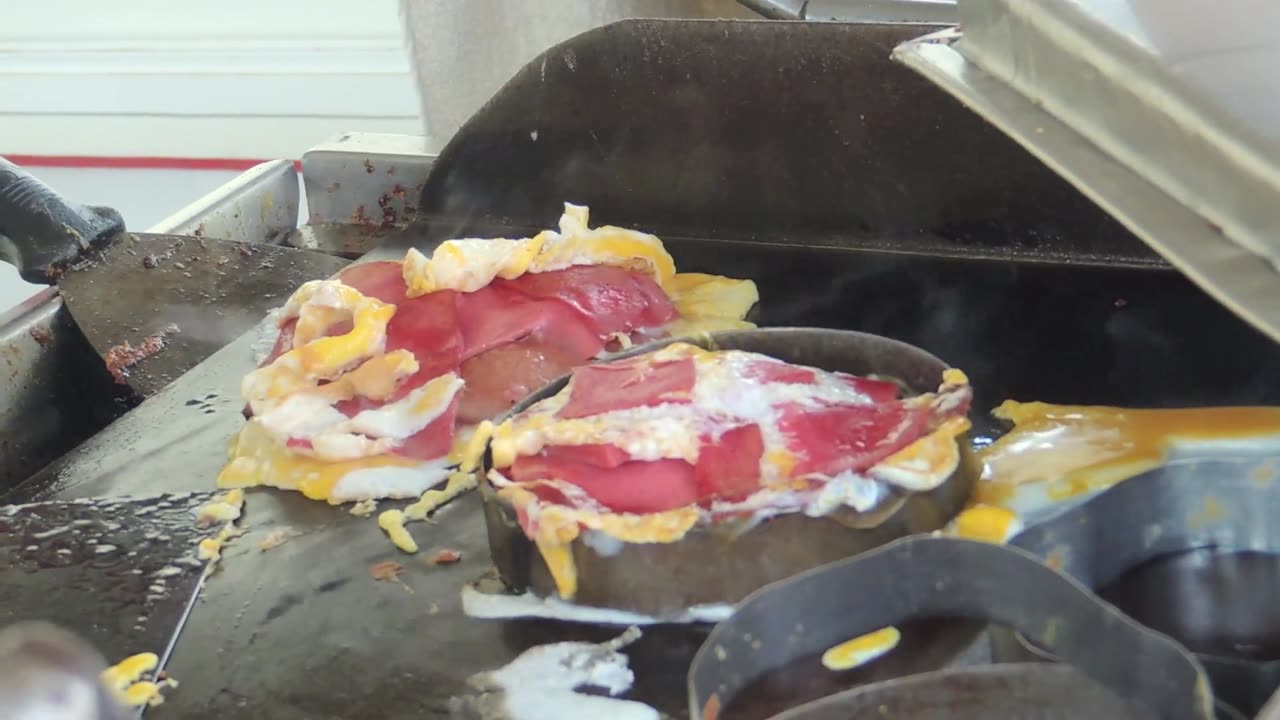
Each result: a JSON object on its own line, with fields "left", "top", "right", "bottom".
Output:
{"left": 893, "top": 0, "right": 1280, "bottom": 344}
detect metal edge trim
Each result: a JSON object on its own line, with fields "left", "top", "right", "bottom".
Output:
{"left": 145, "top": 159, "right": 299, "bottom": 237}
{"left": 892, "top": 36, "right": 1280, "bottom": 344}
{"left": 956, "top": 0, "right": 1280, "bottom": 273}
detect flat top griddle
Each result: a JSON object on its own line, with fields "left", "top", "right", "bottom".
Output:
{"left": 3, "top": 17, "right": 1279, "bottom": 720}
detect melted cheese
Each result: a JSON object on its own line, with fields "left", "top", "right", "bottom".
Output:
{"left": 821, "top": 626, "right": 900, "bottom": 671}
{"left": 974, "top": 402, "right": 1280, "bottom": 506}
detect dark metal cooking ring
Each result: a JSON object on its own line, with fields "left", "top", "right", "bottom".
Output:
{"left": 1000, "top": 457, "right": 1280, "bottom": 717}
{"left": 688, "top": 535, "right": 1215, "bottom": 720}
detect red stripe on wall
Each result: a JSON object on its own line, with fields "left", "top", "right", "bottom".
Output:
{"left": 4, "top": 155, "right": 302, "bottom": 172}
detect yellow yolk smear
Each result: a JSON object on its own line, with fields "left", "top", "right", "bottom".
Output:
{"left": 495, "top": 481, "right": 703, "bottom": 600}
{"left": 402, "top": 203, "right": 679, "bottom": 297}
{"left": 102, "top": 653, "right": 157, "bottom": 692}
{"left": 217, "top": 422, "right": 430, "bottom": 503}
{"left": 974, "top": 402, "right": 1280, "bottom": 507}
{"left": 948, "top": 503, "right": 1024, "bottom": 544}
{"left": 821, "top": 627, "right": 901, "bottom": 671}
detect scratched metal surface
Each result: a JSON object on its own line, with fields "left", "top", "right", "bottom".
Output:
{"left": 0, "top": 493, "right": 219, "bottom": 672}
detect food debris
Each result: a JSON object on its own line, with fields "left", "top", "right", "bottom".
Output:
{"left": 102, "top": 652, "right": 178, "bottom": 707}
{"left": 349, "top": 499, "right": 378, "bottom": 517}
{"left": 363, "top": 158, "right": 375, "bottom": 173}
{"left": 378, "top": 509, "right": 418, "bottom": 554}
{"left": 198, "top": 522, "right": 246, "bottom": 563}
{"left": 370, "top": 560, "right": 413, "bottom": 593}
{"left": 821, "top": 626, "right": 901, "bottom": 671}
{"left": 370, "top": 561, "right": 404, "bottom": 582}
{"left": 377, "top": 471, "right": 479, "bottom": 554}
{"left": 452, "top": 627, "right": 657, "bottom": 720}
{"left": 194, "top": 489, "right": 244, "bottom": 528}
{"left": 27, "top": 325, "right": 52, "bottom": 345}
{"left": 257, "top": 528, "right": 292, "bottom": 551}
{"left": 103, "top": 324, "right": 179, "bottom": 383}
{"left": 428, "top": 549, "right": 462, "bottom": 566}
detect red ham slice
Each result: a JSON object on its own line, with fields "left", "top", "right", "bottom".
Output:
{"left": 543, "top": 443, "right": 632, "bottom": 469}
{"left": 741, "top": 359, "right": 818, "bottom": 385}
{"left": 695, "top": 423, "right": 764, "bottom": 502}
{"left": 457, "top": 337, "right": 581, "bottom": 424}
{"left": 777, "top": 401, "right": 928, "bottom": 476}
{"left": 511, "top": 453, "right": 698, "bottom": 514}
{"left": 834, "top": 373, "right": 902, "bottom": 403}
{"left": 498, "top": 265, "right": 676, "bottom": 336}
{"left": 558, "top": 356, "right": 696, "bottom": 419}
{"left": 455, "top": 285, "right": 604, "bottom": 361}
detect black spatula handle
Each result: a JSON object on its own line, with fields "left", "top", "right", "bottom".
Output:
{"left": 0, "top": 156, "right": 125, "bottom": 284}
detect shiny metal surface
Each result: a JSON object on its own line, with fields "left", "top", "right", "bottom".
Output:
{"left": 738, "top": 0, "right": 956, "bottom": 22}
{"left": 399, "top": 0, "right": 761, "bottom": 151}
{"left": 894, "top": 0, "right": 1280, "bottom": 343}
{"left": 0, "top": 491, "right": 222, "bottom": 717}
{"left": 146, "top": 159, "right": 302, "bottom": 243}
{"left": 995, "top": 458, "right": 1280, "bottom": 716}
{"left": 0, "top": 290, "right": 133, "bottom": 492}
{"left": 57, "top": 233, "right": 348, "bottom": 398}
{"left": 688, "top": 536, "right": 1214, "bottom": 720}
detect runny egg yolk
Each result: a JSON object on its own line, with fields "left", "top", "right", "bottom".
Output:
{"left": 821, "top": 626, "right": 901, "bottom": 671}
{"left": 974, "top": 401, "right": 1280, "bottom": 506}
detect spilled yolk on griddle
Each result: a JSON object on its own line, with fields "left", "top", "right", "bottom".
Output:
{"left": 973, "top": 401, "right": 1280, "bottom": 506}
{"left": 947, "top": 401, "right": 1280, "bottom": 544}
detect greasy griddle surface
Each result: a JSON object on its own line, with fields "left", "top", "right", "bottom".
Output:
{"left": 6, "top": 229, "right": 1280, "bottom": 718}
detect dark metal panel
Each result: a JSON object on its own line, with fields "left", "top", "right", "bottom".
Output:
{"left": 418, "top": 20, "right": 1154, "bottom": 266}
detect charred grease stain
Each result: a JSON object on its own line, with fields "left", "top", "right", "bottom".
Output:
{"left": 316, "top": 577, "right": 351, "bottom": 595}
{"left": 263, "top": 593, "right": 304, "bottom": 624}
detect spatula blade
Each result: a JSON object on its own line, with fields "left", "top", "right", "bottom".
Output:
{"left": 56, "top": 233, "right": 349, "bottom": 398}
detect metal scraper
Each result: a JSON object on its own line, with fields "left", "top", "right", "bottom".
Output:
{"left": 0, "top": 491, "right": 226, "bottom": 683}
{"left": 0, "top": 156, "right": 350, "bottom": 397}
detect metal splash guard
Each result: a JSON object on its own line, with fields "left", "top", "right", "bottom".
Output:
{"left": 893, "top": 0, "right": 1280, "bottom": 344}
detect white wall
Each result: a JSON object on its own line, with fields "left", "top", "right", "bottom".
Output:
{"left": 0, "top": 0, "right": 421, "bottom": 310}
{"left": 0, "top": 0, "right": 422, "bottom": 160}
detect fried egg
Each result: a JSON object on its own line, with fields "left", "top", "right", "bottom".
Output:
{"left": 221, "top": 204, "right": 759, "bottom": 517}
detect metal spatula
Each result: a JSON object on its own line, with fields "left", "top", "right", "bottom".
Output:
{"left": 0, "top": 157, "right": 350, "bottom": 397}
